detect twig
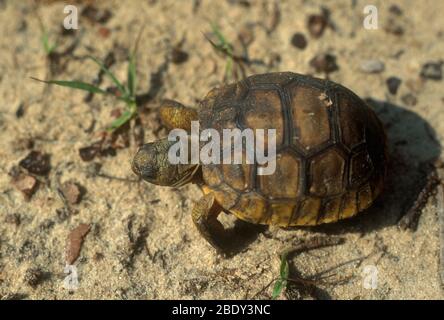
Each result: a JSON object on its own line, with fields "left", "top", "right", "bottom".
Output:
{"left": 285, "top": 236, "right": 345, "bottom": 255}
{"left": 398, "top": 168, "right": 440, "bottom": 231}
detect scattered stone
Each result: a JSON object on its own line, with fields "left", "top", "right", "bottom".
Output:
{"left": 401, "top": 93, "right": 417, "bottom": 106}
{"left": 97, "top": 26, "right": 111, "bottom": 38}
{"left": 24, "top": 268, "right": 46, "bottom": 288}
{"left": 389, "top": 4, "right": 403, "bottom": 16}
{"left": 19, "top": 151, "right": 51, "bottom": 176}
{"left": 12, "top": 174, "right": 38, "bottom": 200}
{"left": 171, "top": 47, "right": 189, "bottom": 64}
{"left": 5, "top": 213, "right": 21, "bottom": 226}
{"left": 60, "top": 181, "right": 84, "bottom": 205}
{"left": 93, "top": 252, "right": 105, "bottom": 262}
{"left": 420, "top": 61, "right": 443, "bottom": 81}
{"left": 79, "top": 142, "right": 101, "bottom": 162}
{"left": 15, "top": 102, "right": 25, "bottom": 118}
{"left": 309, "top": 53, "right": 338, "bottom": 73}
{"left": 81, "top": 5, "right": 112, "bottom": 24}
{"left": 386, "top": 77, "right": 402, "bottom": 95}
{"left": 291, "top": 33, "right": 307, "bottom": 49}
{"left": 360, "top": 59, "right": 385, "bottom": 73}
{"left": 385, "top": 18, "right": 404, "bottom": 36}
{"left": 307, "top": 13, "right": 327, "bottom": 38}
{"left": 66, "top": 223, "right": 91, "bottom": 265}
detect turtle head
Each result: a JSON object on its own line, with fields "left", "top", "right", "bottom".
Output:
{"left": 132, "top": 138, "right": 199, "bottom": 187}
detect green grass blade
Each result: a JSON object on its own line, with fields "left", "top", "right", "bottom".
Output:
{"left": 210, "top": 23, "right": 233, "bottom": 54}
{"left": 87, "top": 55, "right": 128, "bottom": 97}
{"left": 42, "top": 32, "right": 50, "bottom": 53}
{"left": 272, "top": 279, "right": 286, "bottom": 299}
{"left": 48, "top": 43, "right": 57, "bottom": 54}
{"left": 31, "top": 77, "right": 110, "bottom": 95}
{"left": 210, "top": 22, "right": 228, "bottom": 47}
{"left": 271, "top": 251, "right": 290, "bottom": 299}
{"left": 107, "top": 109, "right": 134, "bottom": 131}
{"left": 127, "top": 54, "right": 136, "bottom": 97}
{"left": 41, "top": 30, "right": 57, "bottom": 55}
{"left": 280, "top": 252, "right": 290, "bottom": 280}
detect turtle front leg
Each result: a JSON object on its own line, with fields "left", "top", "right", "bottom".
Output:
{"left": 192, "top": 193, "right": 230, "bottom": 256}
{"left": 159, "top": 100, "right": 198, "bottom": 132}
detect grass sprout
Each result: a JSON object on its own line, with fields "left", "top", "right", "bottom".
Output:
{"left": 272, "top": 251, "right": 290, "bottom": 299}
{"left": 205, "top": 23, "right": 245, "bottom": 83}
{"left": 32, "top": 27, "right": 144, "bottom": 132}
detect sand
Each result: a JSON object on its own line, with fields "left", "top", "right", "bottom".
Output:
{"left": 0, "top": 0, "right": 443, "bottom": 299}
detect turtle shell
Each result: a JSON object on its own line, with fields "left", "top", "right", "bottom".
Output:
{"left": 199, "top": 72, "right": 387, "bottom": 226}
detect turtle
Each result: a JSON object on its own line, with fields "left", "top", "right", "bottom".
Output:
{"left": 132, "top": 72, "right": 387, "bottom": 254}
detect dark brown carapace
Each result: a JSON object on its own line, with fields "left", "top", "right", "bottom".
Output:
{"left": 198, "top": 72, "right": 387, "bottom": 226}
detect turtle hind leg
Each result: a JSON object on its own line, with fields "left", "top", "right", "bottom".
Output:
{"left": 159, "top": 99, "right": 198, "bottom": 132}
{"left": 192, "top": 193, "right": 231, "bottom": 256}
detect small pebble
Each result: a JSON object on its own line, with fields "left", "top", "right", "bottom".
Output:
{"left": 420, "top": 61, "right": 443, "bottom": 80}
{"left": 309, "top": 53, "right": 338, "bottom": 73}
{"left": 66, "top": 223, "right": 91, "bottom": 265}
{"left": 79, "top": 143, "right": 101, "bottom": 162}
{"left": 385, "top": 18, "right": 404, "bottom": 36}
{"left": 97, "top": 27, "right": 111, "bottom": 38}
{"left": 171, "top": 47, "right": 189, "bottom": 64}
{"left": 389, "top": 4, "right": 403, "bottom": 16}
{"left": 291, "top": 33, "right": 307, "bottom": 50}
{"left": 60, "top": 181, "right": 83, "bottom": 205}
{"left": 93, "top": 252, "right": 105, "bottom": 262}
{"left": 81, "top": 5, "right": 112, "bottom": 24}
{"left": 16, "top": 103, "right": 25, "bottom": 118}
{"left": 24, "top": 268, "right": 46, "bottom": 288}
{"left": 360, "top": 60, "right": 385, "bottom": 73}
{"left": 12, "top": 174, "right": 38, "bottom": 200}
{"left": 307, "top": 14, "right": 327, "bottom": 38}
{"left": 401, "top": 93, "right": 417, "bottom": 106}
{"left": 386, "top": 77, "right": 402, "bottom": 95}
{"left": 19, "top": 151, "right": 51, "bottom": 176}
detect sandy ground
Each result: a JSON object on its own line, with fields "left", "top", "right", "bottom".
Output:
{"left": 0, "top": 0, "right": 443, "bottom": 299}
